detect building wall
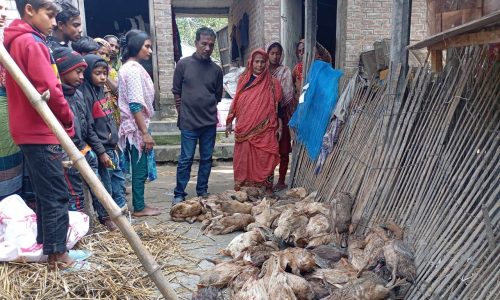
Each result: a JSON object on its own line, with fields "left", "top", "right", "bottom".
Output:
{"left": 153, "top": 0, "right": 176, "bottom": 119}
{"left": 228, "top": 0, "right": 280, "bottom": 66}
{"left": 343, "top": 0, "right": 428, "bottom": 75}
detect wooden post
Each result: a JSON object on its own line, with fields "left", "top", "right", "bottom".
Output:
{"left": 149, "top": 0, "right": 161, "bottom": 109}
{"left": 303, "top": 0, "right": 317, "bottom": 84}
{"left": 430, "top": 49, "right": 443, "bottom": 72}
{"left": 335, "top": 0, "right": 347, "bottom": 70}
{"left": 0, "top": 44, "right": 179, "bottom": 300}
{"left": 389, "top": 0, "right": 412, "bottom": 92}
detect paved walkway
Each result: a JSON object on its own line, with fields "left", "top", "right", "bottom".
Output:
{"left": 133, "top": 162, "right": 241, "bottom": 299}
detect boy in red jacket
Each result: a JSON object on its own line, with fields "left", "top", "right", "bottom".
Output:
{"left": 4, "top": 0, "right": 75, "bottom": 269}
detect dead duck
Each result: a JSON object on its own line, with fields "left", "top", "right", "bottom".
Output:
{"left": 240, "top": 186, "right": 263, "bottom": 202}
{"left": 215, "top": 199, "right": 253, "bottom": 216}
{"left": 365, "top": 223, "right": 416, "bottom": 286}
{"left": 228, "top": 264, "right": 260, "bottom": 297}
{"left": 285, "top": 272, "right": 315, "bottom": 300}
{"left": 170, "top": 199, "right": 204, "bottom": 223}
{"left": 329, "top": 192, "right": 354, "bottom": 247}
{"left": 321, "top": 275, "right": 391, "bottom": 300}
{"left": 347, "top": 237, "right": 367, "bottom": 272}
{"left": 306, "top": 214, "right": 331, "bottom": 240}
{"left": 191, "top": 287, "right": 223, "bottom": 300}
{"left": 274, "top": 208, "right": 309, "bottom": 245}
{"left": 306, "top": 275, "right": 333, "bottom": 300}
{"left": 241, "top": 241, "right": 280, "bottom": 267}
{"left": 217, "top": 190, "right": 248, "bottom": 202}
{"left": 251, "top": 198, "right": 283, "bottom": 228}
{"left": 221, "top": 228, "right": 266, "bottom": 258}
{"left": 361, "top": 226, "right": 387, "bottom": 272}
{"left": 200, "top": 195, "right": 224, "bottom": 218}
{"left": 309, "top": 258, "right": 358, "bottom": 286}
{"left": 307, "top": 233, "right": 336, "bottom": 249}
{"left": 277, "top": 247, "right": 317, "bottom": 276}
{"left": 381, "top": 221, "right": 405, "bottom": 240}
{"left": 382, "top": 238, "right": 416, "bottom": 285}
{"left": 197, "top": 260, "right": 249, "bottom": 289}
{"left": 299, "top": 201, "right": 331, "bottom": 217}
{"left": 310, "top": 244, "right": 348, "bottom": 268}
{"left": 234, "top": 256, "right": 290, "bottom": 300}
{"left": 265, "top": 255, "right": 313, "bottom": 300}
{"left": 286, "top": 187, "right": 308, "bottom": 199}
{"left": 203, "top": 213, "right": 255, "bottom": 236}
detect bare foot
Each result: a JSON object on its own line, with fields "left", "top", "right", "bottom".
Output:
{"left": 132, "top": 206, "right": 161, "bottom": 217}
{"left": 104, "top": 218, "right": 118, "bottom": 231}
{"left": 273, "top": 182, "right": 288, "bottom": 192}
{"left": 47, "top": 252, "right": 74, "bottom": 270}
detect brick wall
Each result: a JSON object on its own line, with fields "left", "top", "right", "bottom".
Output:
{"left": 153, "top": 0, "right": 176, "bottom": 119}
{"left": 228, "top": 0, "right": 280, "bottom": 65}
{"left": 343, "top": 0, "right": 428, "bottom": 75}
{"left": 263, "top": 0, "right": 281, "bottom": 48}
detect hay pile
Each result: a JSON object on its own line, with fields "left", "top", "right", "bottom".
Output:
{"left": 170, "top": 188, "right": 416, "bottom": 300}
{"left": 0, "top": 222, "right": 202, "bottom": 299}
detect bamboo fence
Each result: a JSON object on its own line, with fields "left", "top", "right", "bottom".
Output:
{"left": 289, "top": 46, "right": 499, "bottom": 299}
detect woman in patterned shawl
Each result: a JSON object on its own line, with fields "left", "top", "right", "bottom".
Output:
{"left": 267, "top": 42, "right": 295, "bottom": 191}
{"left": 117, "top": 30, "right": 159, "bottom": 217}
{"left": 226, "top": 49, "right": 283, "bottom": 194}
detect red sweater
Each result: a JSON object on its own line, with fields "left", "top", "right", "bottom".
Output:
{"left": 4, "top": 19, "right": 74, "bottom": 145}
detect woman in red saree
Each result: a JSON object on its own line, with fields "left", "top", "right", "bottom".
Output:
{"left": 226, "top": 49, "right": 283, "bottom": 193}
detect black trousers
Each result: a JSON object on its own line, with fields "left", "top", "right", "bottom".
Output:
{"left": 19, "top": 144, "right": 69, "bottom": 255}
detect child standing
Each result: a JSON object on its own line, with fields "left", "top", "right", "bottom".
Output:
{"left": 81, "top": 54, "right": 127, "bottom": 230}
{"left": 52, "top": 48, "right": 106, "bottom": 222}
{"left": 4, "top": 0, "right": 74, "bottom": 269}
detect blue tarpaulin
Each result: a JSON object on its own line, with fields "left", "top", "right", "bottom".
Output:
{"left": 289, "top": 60, "right": 343, "bottom": 160}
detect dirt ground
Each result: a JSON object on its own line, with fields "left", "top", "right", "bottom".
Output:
{"left": 126, "top": 161, "right": 289, "bottom": 299}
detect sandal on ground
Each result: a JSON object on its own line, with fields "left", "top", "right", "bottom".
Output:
{"left": 132, "top": 206, "right": 161, "bottom": 217}
{"left": 60, "top": 260, "right": 95, "bottom": 273}
{"left": 68, "top": 249, "right": 92, "bottom": 261}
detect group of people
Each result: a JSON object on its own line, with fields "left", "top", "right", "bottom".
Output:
{"left": 1, "top": 0, "right": 160, "bottom": 269}
{"left": 0, "top": 0, "right": 333, "bottom": 270}
{"left": 173, "top": 33, "right": 322, "bottom": 199}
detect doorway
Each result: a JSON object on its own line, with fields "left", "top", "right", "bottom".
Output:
{"left": 84, "top": 0, "right": 150, "bottom": 38}
{"left": 317, "top": 0, "right": 337, "bottom": 65}
{"left": 82, "top": 0, "right": 158, "bottom": 105}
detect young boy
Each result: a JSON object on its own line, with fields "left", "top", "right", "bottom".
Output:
{"left": 47, "top": 0, "right": 81, "bottom": 50}
{"left": 82, "top": 54, "right": 127, "bottom": 230}
{"left": 52, "top": 48, "right": 104, "bottom": 217}
{"left": 4, "top": 0, "right": 74, "bottom": 268}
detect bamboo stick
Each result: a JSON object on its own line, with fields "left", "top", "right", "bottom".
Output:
{"left": 0, "top": 44, "right": 179, "bottom": 299}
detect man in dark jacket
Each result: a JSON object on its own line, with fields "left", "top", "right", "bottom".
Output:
{"left": 172, "top": 27, "right": 223, "bottom": 204}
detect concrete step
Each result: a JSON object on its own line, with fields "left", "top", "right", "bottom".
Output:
{"left": 155, "top": 143, "right": 234, "bottom": 162}
{"left": 152, "top": 131, "right": 234, "bottom": 146}
{"left": 149, "top": 120, "right": 178, "bottom": 133}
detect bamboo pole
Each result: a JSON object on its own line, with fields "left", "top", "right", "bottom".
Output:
{"left": 0, "top": 44, "right": 179, "bottom": 300}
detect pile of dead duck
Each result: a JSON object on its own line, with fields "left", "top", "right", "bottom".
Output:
{"left": 170, "top": 188, "right": 416, "bottom": 300}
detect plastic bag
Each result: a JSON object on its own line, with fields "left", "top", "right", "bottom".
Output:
{"left": 0, "top": 194, "right": 89, "bottom": 262}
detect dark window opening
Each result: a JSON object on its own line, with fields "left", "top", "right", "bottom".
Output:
{"left": 83, "top": 0, "right": 154, "bottom": 84}
{"left": 317, "top": 0, "right": 337, "bottom": 65}
{"left": 84, "top": 0, "right": 150, "bottom": 38}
